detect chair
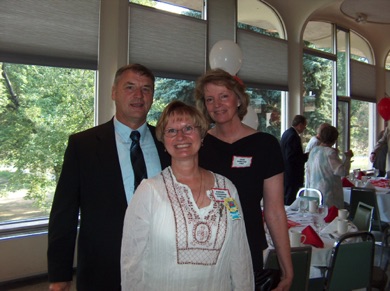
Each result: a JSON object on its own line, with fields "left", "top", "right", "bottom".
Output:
{"left": 309, "top": 231, "right": 375, "bottom": 291}
{"left": 349, "top": 187, "right": 388, "bottom": 232}
{"left": 371, "top": 224, "right": 390, "bottom": 291}
{"left": 296, "top": 188, "right": 323, "bottom": 206}
{"left": 353, "top": 201, "right": 374, "bottom": 231}
{"left": 265, "top": 246, "right": 312, "bottom": 291}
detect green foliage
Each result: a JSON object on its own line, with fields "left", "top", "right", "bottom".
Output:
{"left": 302, "top": 54, "right": 333, "bottom": 144}
{"left": 130, "top": 0, "right": 156, "bottom": 7}
{"left": 238, "top": 22, "right": 280, "bottom": 38}
{"left": 0, "top": 63, "right": 94, "bottom": 210}
{"left": 350, "top": 99, "right": 369, "bottom": 156}
{"left": 148, "top": 78, "right": 196, "bottom": 124}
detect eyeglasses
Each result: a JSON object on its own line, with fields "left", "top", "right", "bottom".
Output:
{"left": 164, "top": 125, "right": 199, "bottom": 138}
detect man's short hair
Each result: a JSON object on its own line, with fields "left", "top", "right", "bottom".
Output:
{"left": 292, "top": 115, "right": 306, "bottom": 127}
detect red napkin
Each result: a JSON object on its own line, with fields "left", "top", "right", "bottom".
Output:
{"left": 357, "top": 171, "right": 366, "bottom": 180}
{"left": 371, "top": 179, "right": 390, "bottom": 189}
{"left": 324, "top": 206, "right": 338, "bottom": 223}
{"left": 342, "top": 177, "right": 355, "bottom": 187}
{"left": 301, "top": 225, "right": 324, "bottom": 248}
{"left": 287, "top": 219, "right": 301, "bottom": 229}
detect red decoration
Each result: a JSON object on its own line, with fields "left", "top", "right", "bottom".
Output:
{"left": 232, "top": 75, "right": 244, "bottom": 86}
{"left": 378, "top": 97, "right": 390, "bottom": 121}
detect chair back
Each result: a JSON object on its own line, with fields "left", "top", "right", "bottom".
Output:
{"left": 378, "top": 224, "right": 390, "bottom": 271}
{"left": 352, "top": 201, "right": 374, "bottom": 231}
{"left": 326, "top": 231, "right": 375, "bottom": 291}
{"left": 350, "top": 187, "right": 382, "bottom": 231}
{"left": 296, "top": 188, "right": 323, "bottom": 205}
{"left": 265, "top": 246, "right": 312, "bottom": 291}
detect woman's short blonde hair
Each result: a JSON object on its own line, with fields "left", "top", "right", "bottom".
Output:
{"left": 156, "top": 100, "right": 209, "bottom": 143}
{"left": 194, "top": 69, "right": 249, "bottom": 123}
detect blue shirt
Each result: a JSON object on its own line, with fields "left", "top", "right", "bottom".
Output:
{"left": 114, "top": 117, "right": 162, "bottom": 202}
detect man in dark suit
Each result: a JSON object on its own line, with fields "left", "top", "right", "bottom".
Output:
{"left": 47, "top": 64, "right": 170, "bottom": 291}
{"left": 280, "top": 115, "right": 308, "bottom": 205}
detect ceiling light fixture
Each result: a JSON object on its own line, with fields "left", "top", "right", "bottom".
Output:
{"left": 355, "top": 13, "right": 367, "bottom": 24}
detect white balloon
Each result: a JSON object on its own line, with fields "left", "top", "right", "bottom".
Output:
{"left": 209, "top": 40, "right": 243, "bottom": 75}
{"left": 242, "top": 106, "right": 259, "bottom": 130}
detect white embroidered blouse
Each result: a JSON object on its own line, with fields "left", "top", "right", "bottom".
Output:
{"left": 121, "top": 166, "right": 254, "bottom": 291}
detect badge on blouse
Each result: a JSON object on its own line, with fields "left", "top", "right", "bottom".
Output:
{"left": 231, "top": 156, "right": 252, "bottom": 168}
{"left": 211, "top": 188, "right": 230, "bottom": 202}
{"left": 223, "top": 197, "right": 241, "bottom": 220}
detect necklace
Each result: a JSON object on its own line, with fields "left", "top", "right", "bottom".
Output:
{"left": 195, "top": 170, "right": 203, "bottom": 206}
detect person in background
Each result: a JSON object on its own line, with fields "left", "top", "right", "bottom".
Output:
{"left": 370, "top": 121, "right": 389, "bottom": 177}
{"left": 280, "top": 115, "right": 309, "bottom": 205}
{"left": 265, "top": 108, "right": 281, "bottom": 140}
{"left": 121, "top": 100, "right": 254, "bottom": 290}
{"left": 195, "top": 69, "right": 293, "bottom": 291}
{"left": 305, "top": 122, "right": 330, "bottom": 153}
{"left": 47, "top": 64, "right": 170, "bottom": 291}
{"left": 306, "top": 125, "right": 353, "bottom": 208}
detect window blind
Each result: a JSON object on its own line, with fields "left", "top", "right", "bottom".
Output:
{"left": 350, "top": 60, "right": 376, "bottom": 102}
{"left": 128, "top": 4, "right": 206, "bottom": 79}
{"left": 0, "top": 0, "right": 99, "bottom": 69}
{"left": 237, "top": 29, "right": 288, "bottom": 90}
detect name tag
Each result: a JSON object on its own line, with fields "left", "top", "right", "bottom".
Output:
{"left": 231, "top": 156, "right": 252, "bottom": 168}
{"left": 211, "top": 188, "right": 230, "bottom": 202}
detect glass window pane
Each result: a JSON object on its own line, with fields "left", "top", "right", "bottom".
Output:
{"left": 147, "top": 77, "right": 196, "bottom": 125}
{"left": 303, "top": 21, "right": 333, "bottom": 53}
{"left": 238, "top": 1, "right": 284, "bottom": 38}
{"left": 247, "top": 87, "right": 283, "bottom": 141}
{"left": 337, "top": 29, "right": 349, "bottom": 96}
{"left": 386, "top": 54, "right": 390, "bottom": 70}
{"left": 0, "top": 63, "right": 95, "bottom": 223}
{"left": 302, "top": 54, "right": 334, "bottom": 148}
{"left": 337, "top": 98, "right": 350, "bottom": 154}
{"left": 130, "top": 0, "right": 203, "bottom": 18}
{"left": 350, "top": 31, "right": 372, "bottom": 64}
{"left": 350, "top": 99, "right": 371, "bottom": 170}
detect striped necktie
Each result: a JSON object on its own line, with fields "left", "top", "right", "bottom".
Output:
{"left": 130, "top": 131, "right": 147, "bottom": 190}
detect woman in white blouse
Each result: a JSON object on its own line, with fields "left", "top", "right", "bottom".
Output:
{"left": 120, "top": 100, "right": 254, "bottom": 291}
{"left": 306, "top": 125, "right": 354, "bottom": 208}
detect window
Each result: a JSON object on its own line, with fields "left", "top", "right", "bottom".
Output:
{"left": 148, "top": 77, "right": 196, "bottom": 125}
{"left": 350, "top": 99, "right": 372, "bottom": 170}
{"left": 337, "top": 27, "right": 349, "bottom": 97}
{"left": 0, "top": 63, "right": 95, "bottom": 223}
{"left": 350, "top": 31, "right": 373, "bottom": 63}
{"left": 303, "top": 22, "right": 333, "bottom": 53}
{"left": 303, "top": 21, "right": 376, "bottom": 163}
{"left": 130, "top": 0, "right": 203, "bottom": 18}
{"left": 238, "top": 1, "right": 285, "bottom": 38}
{"left": 247, "top": 87, "right": 283, "bottom": 141}
{"left": 302, "top": 54, "right": 334, "bottom": 147}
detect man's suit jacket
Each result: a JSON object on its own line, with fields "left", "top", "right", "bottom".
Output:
{"left": 280, "top": 127, "right": 308, "bottom": 205}
{"left": 373, "top": 127, "right": 390, "bottom": 175}
{"left": 48, "top": 119, "right": 170, "bottom": 291}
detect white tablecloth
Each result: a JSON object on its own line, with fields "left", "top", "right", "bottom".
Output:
{"left": 343, "top": 184, "right": 390, "bottom": 222}
{"left": 265, "top": 210, "right": 357, "bottom": 278}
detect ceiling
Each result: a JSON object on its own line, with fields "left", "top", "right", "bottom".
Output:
{"left": 340, "top": 0, "right": 390, "bottom": 24}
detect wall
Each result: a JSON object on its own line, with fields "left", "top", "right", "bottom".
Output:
{"left": 0, "top": 234, "right": 48, "bottom": 282}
